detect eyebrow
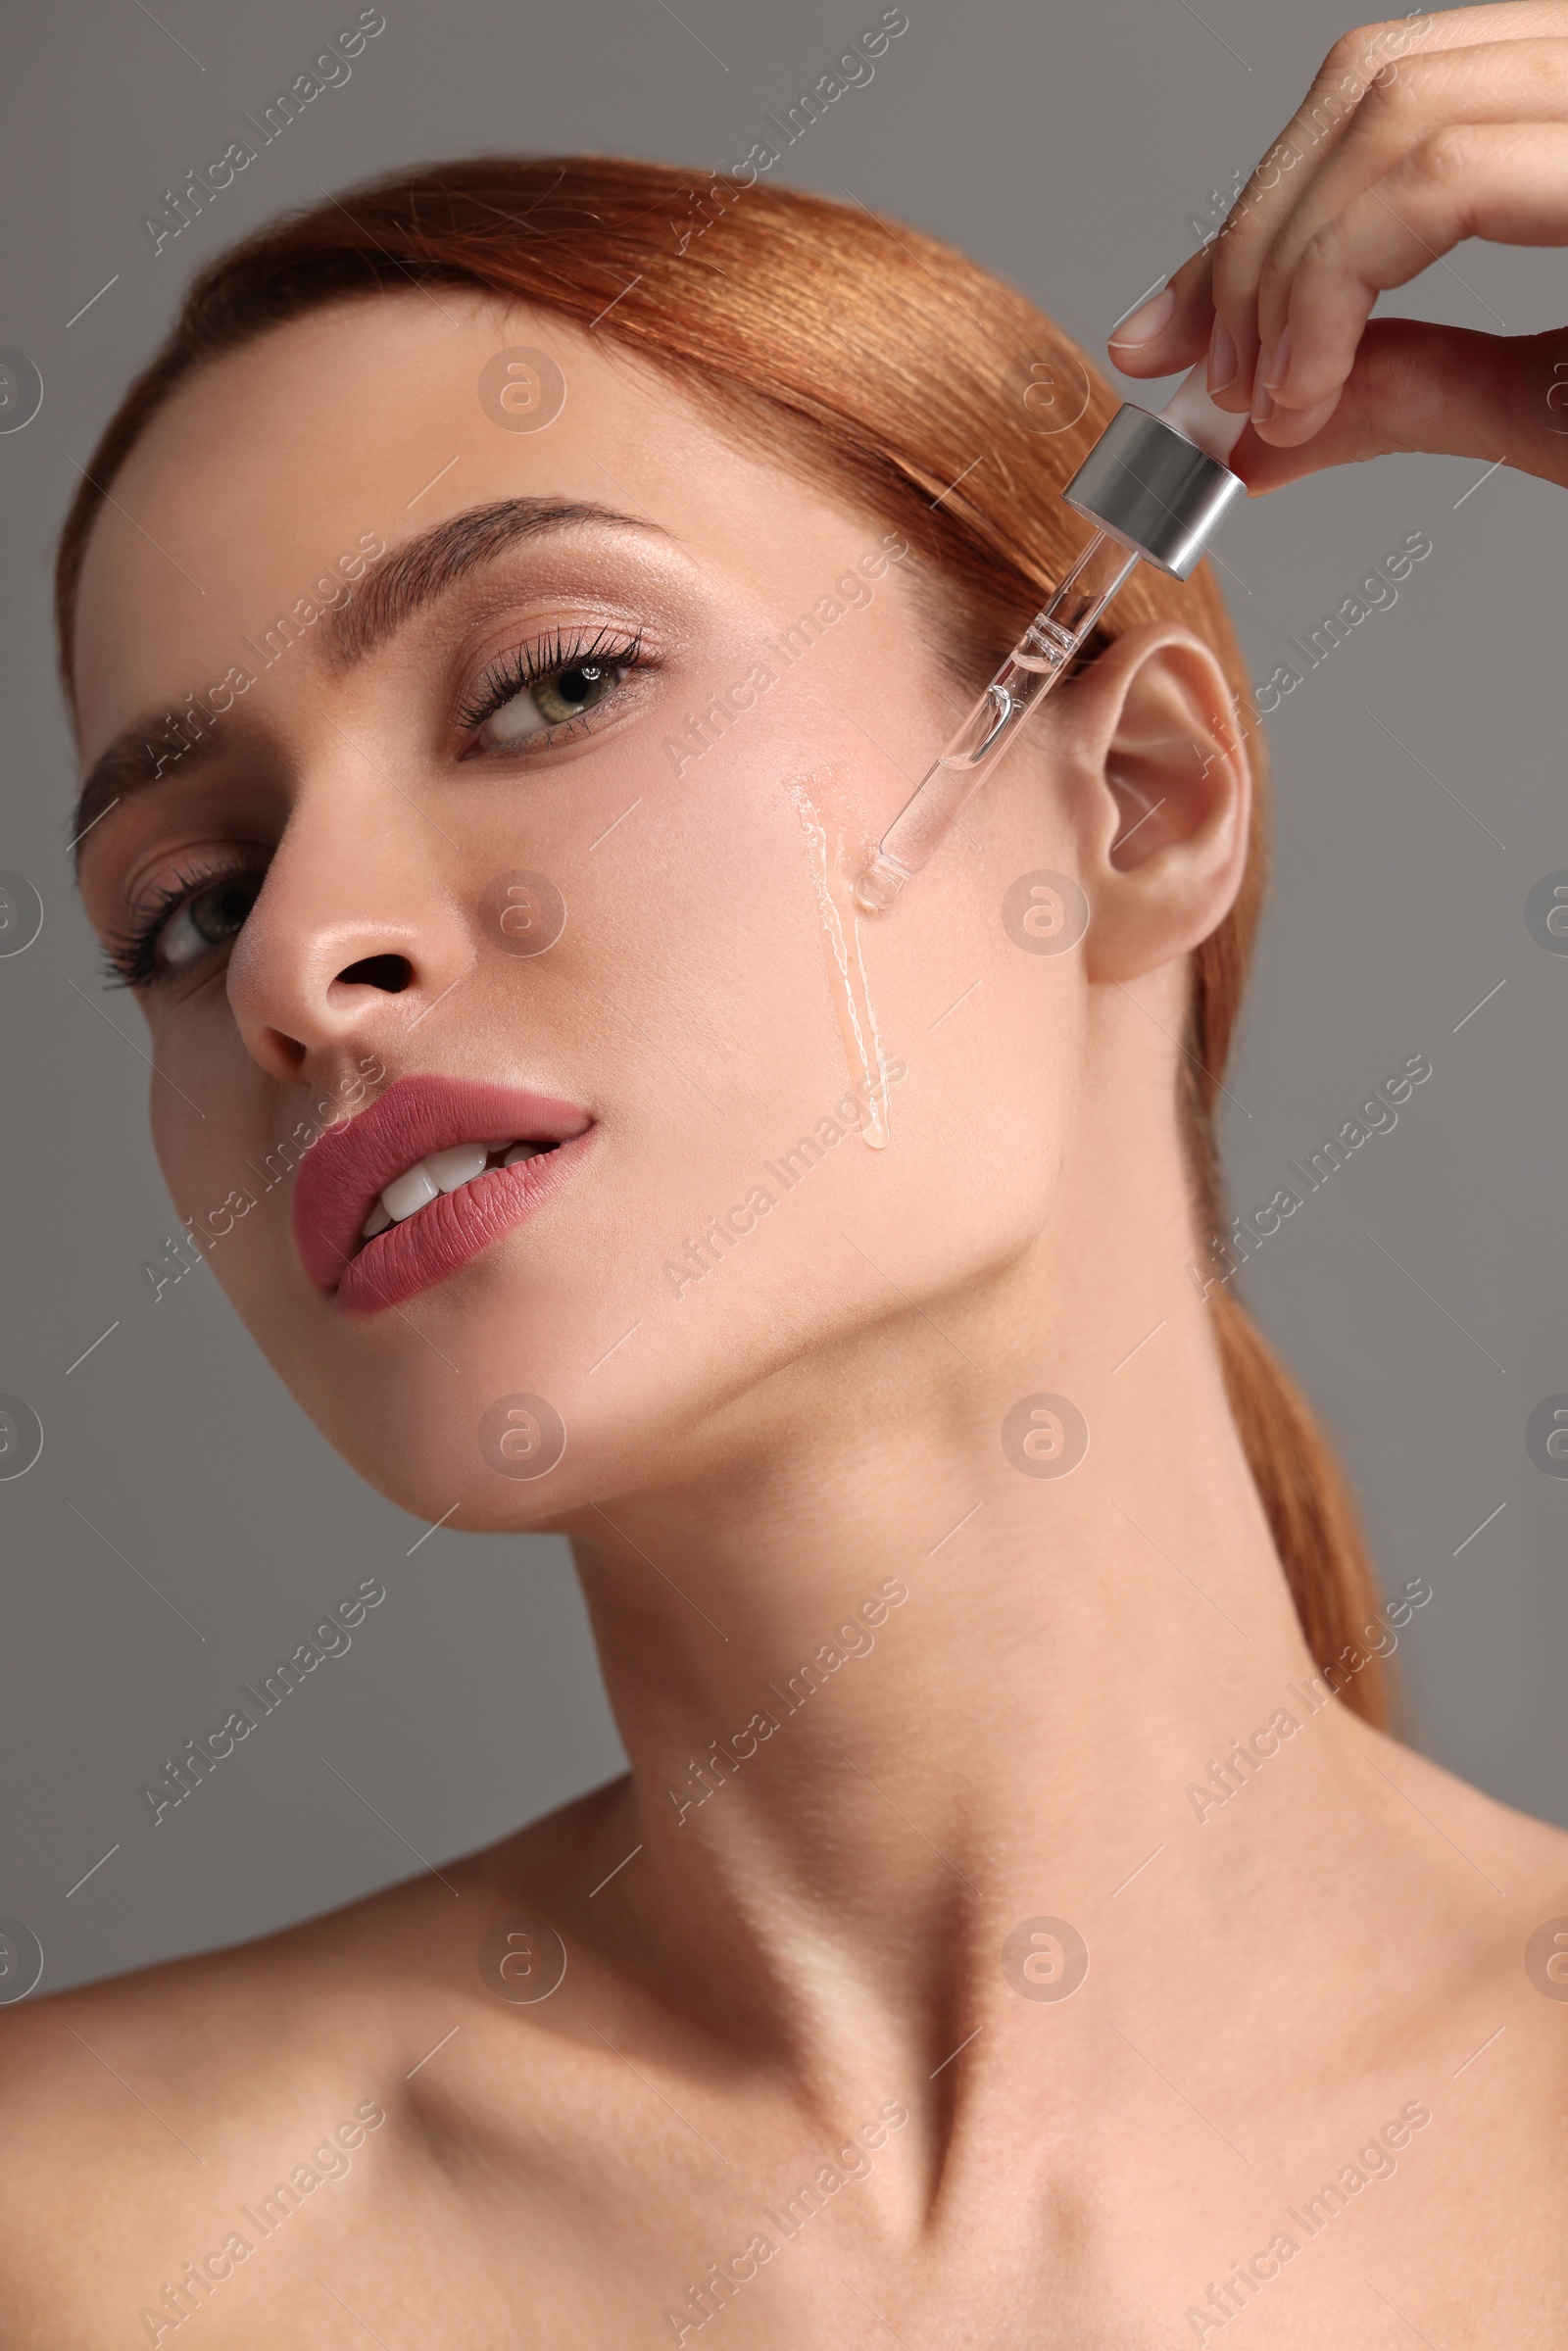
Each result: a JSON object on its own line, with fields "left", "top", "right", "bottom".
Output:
{"left": 325, "top": 494, "right": 663, "bottom": 667}
{"left": 70, "top": 495, "right": 663, "bottom": 866}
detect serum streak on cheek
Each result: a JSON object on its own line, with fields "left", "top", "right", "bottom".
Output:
{"left": 790, "top": 779, "right": 891, "bottom": 1151}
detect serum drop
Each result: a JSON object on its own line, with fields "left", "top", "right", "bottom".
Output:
{"left": 790, "top": 780, "right": 892, "bottom": 1151}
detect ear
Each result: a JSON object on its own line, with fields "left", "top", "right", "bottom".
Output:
{"left": 1048, "top": 621, "right": 1252, "bottom": 985}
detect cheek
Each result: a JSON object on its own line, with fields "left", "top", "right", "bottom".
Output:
{"left": 145, "top": 1000, "right": 310, "bottom": 1325}
{"left": 150, "top": 677, "right": 1079, "bottom": 1522}
{"left": 852, "top": 869, "right": 1082, "bottom": 1279}
{"left": 571, "top": 711, "right": 1053, "bottom": 1266}
{"left": 147, "top": 997, "right": 269, "bottom": 1219}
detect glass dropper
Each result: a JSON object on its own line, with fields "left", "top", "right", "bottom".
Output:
{"left": 855, "top": 362, "right": 1249, "bottom": 913}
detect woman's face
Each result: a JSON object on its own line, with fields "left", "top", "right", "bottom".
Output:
{"left": 72, "top": 292, "right": 1098, "bottom": 1525}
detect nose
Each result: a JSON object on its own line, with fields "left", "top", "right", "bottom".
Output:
{"left": 225, "top": 787, "right": 475, "bottom": 1085}
{"left": 339, "top": 953, "right": 414, "bottom": 995}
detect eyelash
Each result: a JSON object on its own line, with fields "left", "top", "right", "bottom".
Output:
{"left": 455, "top": 623, "right": 649, "bottom": 742}
{"left": 99, "top": 625, "right": 651, "bottom": 991}
{"left": 100, "top": 860, "right": 265, "bottom": 991}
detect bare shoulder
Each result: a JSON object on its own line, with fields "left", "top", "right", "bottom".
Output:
{"left": 1349, "top": 1719, "right": 1568, "bottom": 2133}
{"left": 1358, "top": 1715, "right": 1568, "bottom": 1914}
{"left": 0, "top": 1781, "right": 624, "bottom": 2346}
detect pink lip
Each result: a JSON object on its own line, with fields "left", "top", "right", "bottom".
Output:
{"left": 293, "top": 1075, "right": 595, "bottom": 1316}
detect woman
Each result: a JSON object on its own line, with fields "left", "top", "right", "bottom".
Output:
{"left": 6, "top": 8, "right": 1568, "bottom": 2340}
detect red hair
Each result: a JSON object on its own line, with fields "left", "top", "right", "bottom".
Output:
{"left": 55, "top": 156, "right": 1390, "bottom": 1724}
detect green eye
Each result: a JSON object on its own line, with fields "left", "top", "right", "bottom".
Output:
{"left": 531, "top": 659, "right": 621, "bottom": 725}
{"left": 484, "top": 656, "right": 629, "bottom": 746}
{"left": 161, "top": 872, "right": 265, "bottom": 969}
{"left": 461, "top": 627, "right": 646, "bottom": 752}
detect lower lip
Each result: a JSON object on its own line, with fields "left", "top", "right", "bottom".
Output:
{"left": 333, "top": 1129, "right": 596, "bottom": 1317}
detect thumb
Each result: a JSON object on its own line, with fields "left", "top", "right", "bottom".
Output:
{"left": 1229, "top": 318, "right": 1568, "bottom": 497}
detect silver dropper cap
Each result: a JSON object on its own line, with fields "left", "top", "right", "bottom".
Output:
{"left": 1061, "top": 396, "right": 1247, "bottom": 581}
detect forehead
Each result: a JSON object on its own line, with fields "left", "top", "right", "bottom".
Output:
{"left": 71, "top": 290, "right": 844, "bottom": 752}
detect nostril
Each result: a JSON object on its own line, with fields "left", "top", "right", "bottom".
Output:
{"left": 338, "top": 954, "right": 413, "bottom": 994}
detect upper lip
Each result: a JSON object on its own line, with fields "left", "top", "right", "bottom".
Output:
{"left": 292, "top": 1073, "right": 593, "bottom": 1294}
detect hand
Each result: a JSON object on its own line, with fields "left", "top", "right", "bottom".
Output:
{"left": 1107, "top": 4, "right": 1568, "bottom": 492}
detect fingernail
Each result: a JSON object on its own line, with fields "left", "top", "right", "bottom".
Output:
{"left": 1250, "top": 354, "right": 1275, "bottom": 426}
{"left": 1108, "top": 282, "right": 1175, "bottom": 348}
{"left": 1263, "top": 324, "right": 1293, "bottom": 393}
{"left": 1206, "top": 314, "right": 1239, "bottom": 395}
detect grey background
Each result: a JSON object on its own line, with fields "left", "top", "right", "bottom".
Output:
{"left": 2, "top": 0, "right": 1562, "bottom": 1996}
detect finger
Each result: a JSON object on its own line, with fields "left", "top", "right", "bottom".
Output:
{"left": 1197, "top": 21, "right": 1453, "bottom": 395}
{"left": 1230, "top": 317, "right": 1568, "bottom": 492}
{"left": 1255, "top": 122, "right": 1568, "bottom": 437}
{"left": 1206, "top": 11, "right": 1568, "bottom": 401}
{"left": 1392, "top": 1, "right": 1568, "bottom": 41}
{"left": 1108, "top": 11, "right": 1568, "bottom": 384}
{"left": 1106, "top": 247, "right": 1214, "bottom": 376}
{"left": 1253, "top": 38, "right": 1568, "bottom": 360}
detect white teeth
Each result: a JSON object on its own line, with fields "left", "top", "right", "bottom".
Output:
{"left": 363, "top": 1138, "right": 553, "bottom": 1245}
{"left": 424, "top": 1144, "right": 490, "bottom": 1194}
{"left": 381, "top": 1162, "right": 441, "bottom": 1224}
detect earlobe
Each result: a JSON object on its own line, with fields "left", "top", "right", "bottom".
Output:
{"left": 1056, "top": 622, "right": 1251, "bottom": 985}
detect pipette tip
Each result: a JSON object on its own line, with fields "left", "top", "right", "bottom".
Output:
{"left": 853, "top": 851, "right": 909, "bottom": 913}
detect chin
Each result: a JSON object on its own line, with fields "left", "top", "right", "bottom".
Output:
{"left": 240, "top": 1258, "right": 661, "bottom": 1530}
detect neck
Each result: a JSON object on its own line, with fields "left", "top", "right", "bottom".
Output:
{"left": 560, "top": 1094, "right": 1369, "bottom": 2083}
